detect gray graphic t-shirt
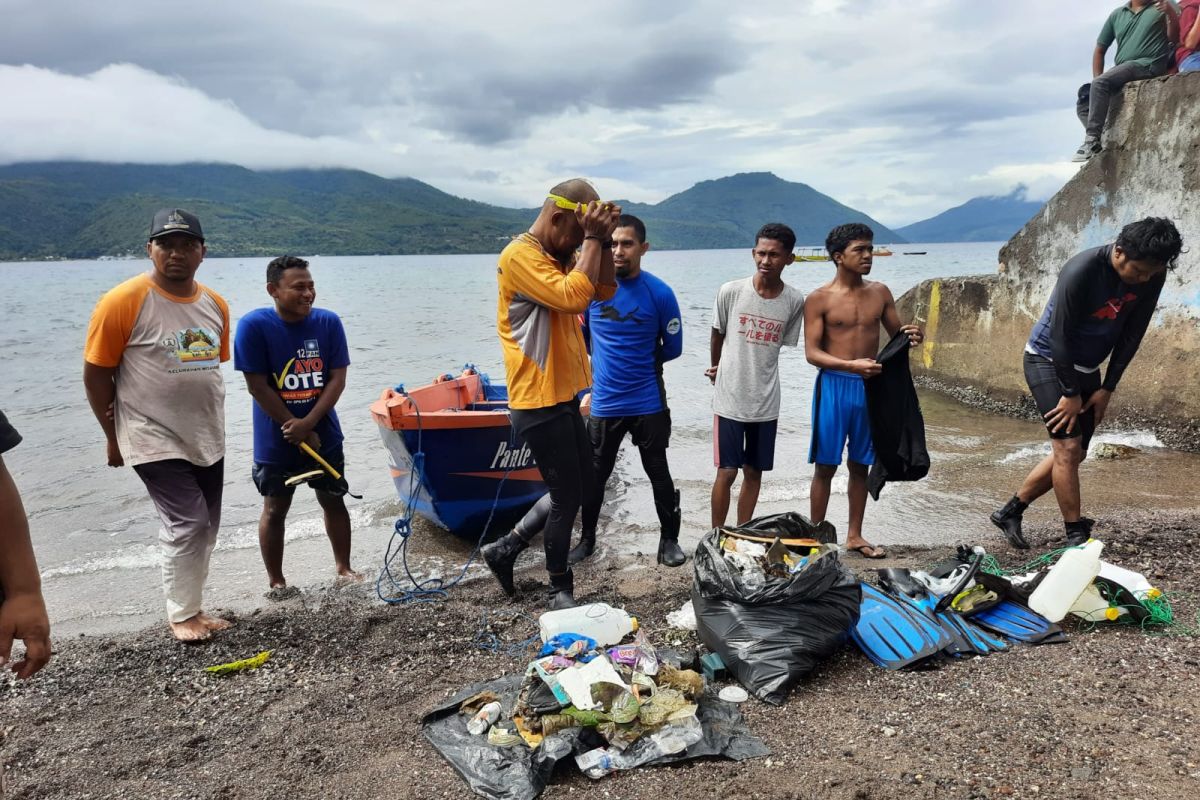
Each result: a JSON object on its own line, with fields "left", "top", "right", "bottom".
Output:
{"left": 711, "top": 277, "right": 805, "bottom": 422}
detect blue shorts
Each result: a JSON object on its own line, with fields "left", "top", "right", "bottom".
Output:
{"left": 714, "top": 416, "right": 777, "bottom": 471}
{"left": 809, "top": 370, "right": 875, "bottom": 466}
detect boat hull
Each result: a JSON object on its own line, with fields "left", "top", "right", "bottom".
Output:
{"left": 370, "top": 369, "right": 554, "bottom": 541}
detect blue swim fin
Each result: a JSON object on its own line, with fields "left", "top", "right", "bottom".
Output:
{"left": 971, "top": 600, "right": 1063, "bottom": 644}
{"left": 851, "top": 582, "right": 949, "bottom": 670}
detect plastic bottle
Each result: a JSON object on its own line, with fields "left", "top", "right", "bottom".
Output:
{"left": 538, "top": 603, "right": 638, "bottom": 647}
{"left": 575, "top": 747, "right": 618, "bottom": 779}
{"left": 466, "top": 701, "right": 501, "bottom": 735}
{"left": 1029, "top": 539, "right": 1103, "bottom": 622}
{"left": 1098, "top": 560, "right": 1159, "bottom": 601}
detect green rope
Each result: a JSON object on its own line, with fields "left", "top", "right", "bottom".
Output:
{"left": 976, "top": 546, "right": 1199, "bottom": 637}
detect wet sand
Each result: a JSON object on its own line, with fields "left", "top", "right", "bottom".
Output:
{"left": 4, "top": 507, "right": 1199, "bottom": 799}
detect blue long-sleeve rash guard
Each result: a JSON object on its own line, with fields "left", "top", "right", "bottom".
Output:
{"left": 583, "top": 270, "right": 683, "bottom": 417}
{"left": 1027, "top": 245, "right": 1165, "bottom": 396}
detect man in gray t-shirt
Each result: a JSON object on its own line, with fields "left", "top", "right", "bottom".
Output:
{"left": 706, "top": 223, "right": 805, "bottom": 528}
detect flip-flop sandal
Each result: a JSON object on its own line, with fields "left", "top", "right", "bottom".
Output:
{"left": 850, "top": 544, "right": 888, "bottom": 559}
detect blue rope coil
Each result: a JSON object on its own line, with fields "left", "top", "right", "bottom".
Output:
{"left": 375, "top": 369, "right": 517, "bottom": 604}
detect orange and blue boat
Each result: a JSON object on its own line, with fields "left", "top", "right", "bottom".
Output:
{"left": 370, "top": 367, "right": 557, "bottom": 541}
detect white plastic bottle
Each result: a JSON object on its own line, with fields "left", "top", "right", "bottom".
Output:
{"left": 538, "top": 603, "right": 638, "bottom": 647}
{"left": 1029, "top": 539, "right": 1103, "bottom": 622}
{"left": 466, "top": 701, "right": 501, "bottom": 735}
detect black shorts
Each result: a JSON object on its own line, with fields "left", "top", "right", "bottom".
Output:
{"left": 1023, "top": 353, "right": 1100, "bottom": 446}
{"left": 713, "top": 415, "right": 777, "bottom": 471}
{"left": 252, "top": 447, "right": 347, "bottom": 497}
{"left": 587, "top": 409, "right": 671, "bottom": 452}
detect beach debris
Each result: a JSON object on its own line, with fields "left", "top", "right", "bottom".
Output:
{"left": 203, "top": 650, "right": 272, "bottom": 676}
{"left": 466, "top": 701, "right": 503, "bottom": 735}
{"left": 718, "top": 686, "right": 749, "bottom": 703}
{"left": 665, "top": 600, "right": 697, "bottom": 631}
{"left": 1091, "top": 442, "right": 1140, "bottom": 460}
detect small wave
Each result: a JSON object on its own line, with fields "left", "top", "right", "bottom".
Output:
{"left": 997, "top": 429, "right": 1165, "bottom": 465}
{"left": 41, "top": 545, "right": 161, "bottom": 578}
{"left": 1090, "top": 430, "right": 1163, "bottom": 450}
{"left": 997, "top": 444, "right": 1050, "bottom": 464}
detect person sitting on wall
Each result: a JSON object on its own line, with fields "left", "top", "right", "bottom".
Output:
{"left": 1176, "top": 0, "right": 1200, "bottom": 72}
{"left": 1073, "top": 0, "right": 1179, "bottom": 162}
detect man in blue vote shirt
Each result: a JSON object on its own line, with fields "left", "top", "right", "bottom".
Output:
{"left": 234, "top": 256, "right": 359, "bottom": 592}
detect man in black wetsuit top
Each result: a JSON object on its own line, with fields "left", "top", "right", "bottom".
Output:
{"left": 991, "top": 217, "right": 1182, "bottom": 549}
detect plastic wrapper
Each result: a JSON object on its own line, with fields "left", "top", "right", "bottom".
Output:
{"left": 692, "top": 516, "right": 862, "bottom": 705}
{"left": 422, "top": 674, "right": 769, "bottom": 800}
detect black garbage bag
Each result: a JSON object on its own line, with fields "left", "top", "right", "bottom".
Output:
{"left": 422, "top": 671, "right": 769, "bottom": 800}
{"left": 692, "top": 520, "right": 862, "bottom": 705}
{"left": 733, "top": 510, "right": 838, "bottom": 543}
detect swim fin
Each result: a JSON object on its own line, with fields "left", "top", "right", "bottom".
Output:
{"left": 877, "top": 568, "right": 1005, "bottom": 657}
{"left": 851, "top": 582, "right": 948, "bottom": 670}
{"left": 971, "top": 599, "right": 1064, "bottom": 644}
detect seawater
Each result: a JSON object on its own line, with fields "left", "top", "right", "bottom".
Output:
{"left": 4, "top": 243, "right": 1197, "bottom": 634}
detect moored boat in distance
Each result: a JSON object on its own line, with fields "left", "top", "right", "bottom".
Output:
{"left": 902, "top": 251, "right": 927, "bottom": 255}
{"left": 370, "top": 367, "right": 562, "bottom": 541}
{"left": 795, "top": 247, "right": 829, "bottom": 262}
{"left": 872, "top": 246, "right": 894, "bottom": 256}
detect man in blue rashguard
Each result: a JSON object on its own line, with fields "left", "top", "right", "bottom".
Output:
{"left": 570, "top": 214, "right": 686, "bottom": 567}
{"left": 234, "top": 256, "right": 360, "bottom": 592}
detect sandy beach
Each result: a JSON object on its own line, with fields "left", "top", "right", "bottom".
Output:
{"left": 4, "top": 505, "right": 1198, "bottom": 800}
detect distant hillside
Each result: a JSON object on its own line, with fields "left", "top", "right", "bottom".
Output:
{"left": 0, "top": 163, "right": 902, "bottom": 259}
{"left": 896, "top": 188, "right": 1044, "bottom": 243}
{"left": 622, "top": 172, "right": 904, "bottom": 249}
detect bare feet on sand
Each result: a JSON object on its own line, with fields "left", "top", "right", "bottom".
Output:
{"left": 265, "top": 585, "right": 301, "bottom": 601}
{"left": 197, "top": 612, "right": 233, "bottom": 632}
{"left": 334, "top": 568, "right": 364, "bottom": 587}
{"left": 169, "top": 615, "right": 212, "bottom": 642}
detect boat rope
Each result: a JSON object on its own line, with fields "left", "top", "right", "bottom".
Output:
{"left": 376, "top": 366, "right": 516, "bottom": 604}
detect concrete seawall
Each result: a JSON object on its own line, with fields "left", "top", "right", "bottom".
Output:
{"left": 897, "top": 72, "right": 1200, "bottom": 450}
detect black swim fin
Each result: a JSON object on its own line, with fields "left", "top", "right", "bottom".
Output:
{"left": 851, "top": 582, "right": 948, "bottom": 670}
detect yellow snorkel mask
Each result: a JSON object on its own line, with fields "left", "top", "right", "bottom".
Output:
{"left": 548, "top": 194, "right": 614, "bottom": 214}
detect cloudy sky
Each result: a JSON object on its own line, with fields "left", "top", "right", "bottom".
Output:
{"left": 0, "top": 0, "right": 1113, "bottom": 225}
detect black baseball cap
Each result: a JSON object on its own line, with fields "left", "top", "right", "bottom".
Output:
{"left": 149, "top": 208, "right": 204, "bottom": 241}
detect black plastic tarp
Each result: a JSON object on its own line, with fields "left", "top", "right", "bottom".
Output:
{"left": 692, "top": 517, "right": 862, "bottom": 705}
{"left": 422, "top": 671, "right": 769, "bottom": 800}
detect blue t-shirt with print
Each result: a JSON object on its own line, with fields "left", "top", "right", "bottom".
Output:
{"left": 583, "top": 270, "right": 683, "bottom": 418}
{"left": 234, "top": 307, "right": 350, "bottom": 464}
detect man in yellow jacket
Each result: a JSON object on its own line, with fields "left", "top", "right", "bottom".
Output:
{"left": 483, "top": 178, "right": 619, "bottom": 609}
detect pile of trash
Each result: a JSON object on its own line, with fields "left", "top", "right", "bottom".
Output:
{"left": 851, "top": 538, "right": 1172, "bottom": 670}
{"left": 692, "top": 513, "right": 862, "bottom": 705}
{"left": 422, "top": 602, "right": 768, "bottom": 800}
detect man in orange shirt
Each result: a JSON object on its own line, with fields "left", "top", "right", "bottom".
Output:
{"left": 483, "top": 179, "right": 619, "bottom": 609}
{"left": 83, "top": 209, "right": 233, "bottom": 642}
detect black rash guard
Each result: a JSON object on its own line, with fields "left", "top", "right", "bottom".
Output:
{"left": 1026, "top": 245, "right": 1165, "bottom": 396}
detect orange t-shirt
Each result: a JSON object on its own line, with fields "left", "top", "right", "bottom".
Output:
{"left": 84, "top": 273, "right": 230, "bottom": 466}
{"left": 496, "top": 235, "right": 616, "bottom": 410}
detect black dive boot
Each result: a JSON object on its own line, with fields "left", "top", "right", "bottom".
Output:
{"left": 990, "top": 495, "right": 1030, "bottom": 549}
{"left": 1064, "top": 517, "right": 1095, "bottom": 548}
{"left": 481, "top": 530, "right": 530, "bottom": 598}
{"left": 547, "top": 569, "right": 576, "bottom": 610}
{"left": 656, "top": 489, "right": 686, "bottom": 567}
{"left": 567, "top": 532, "right": 595, "bottom": 565}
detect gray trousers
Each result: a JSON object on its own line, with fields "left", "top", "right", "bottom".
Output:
{"left": 1077, "top": 62, "right": 1158, "bottom": 139}
{"left": 133, "top": 458, "right": 224, "bottom": 623}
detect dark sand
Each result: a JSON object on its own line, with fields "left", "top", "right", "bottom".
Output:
{"left": 3, "top": 511, "right": 1199, "bottom": 800}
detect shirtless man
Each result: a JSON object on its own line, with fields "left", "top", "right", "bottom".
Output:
{"left": 804, "top": 223, "right": 922, "bottom": 559}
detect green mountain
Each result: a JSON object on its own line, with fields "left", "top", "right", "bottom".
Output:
{"left": 895, "top": 187, "right": 1044, "bottom": 243}
{"left": 0, "top": 163, "right": 903, "bottom": 259}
